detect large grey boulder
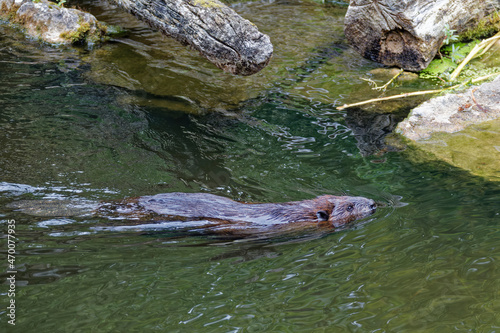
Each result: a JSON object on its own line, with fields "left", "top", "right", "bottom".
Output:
{"left": 396, "top": 75, "right": 500, "bottom": 182}
{"left": 396, "top": 76, "right": 500, "bottom": 141}
{"left": 344, "top": 0, "right": 500, "bottom": 71}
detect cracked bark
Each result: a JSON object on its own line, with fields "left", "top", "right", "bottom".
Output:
{"left": 109, "top": 0, "right": 273, "bottom": 76}
{"left": 344, "top": 0, "right": 500, "bottom": 71}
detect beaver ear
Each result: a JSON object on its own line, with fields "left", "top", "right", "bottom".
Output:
{"left": 316, "top": 210, "right": 329, "bottom": 222}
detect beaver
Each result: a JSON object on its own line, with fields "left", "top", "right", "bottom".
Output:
{"left": 96, "top": 192, "right": 377, "bottom": 234}
{"left": 9, "top": 192, "right": 376, "bottom": 235}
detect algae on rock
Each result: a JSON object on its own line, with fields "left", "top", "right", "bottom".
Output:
{"left": 0, "top": 0, "right": 107, "bottom": 46}
{"left": 406, "top": 119, "right": 500, "bottom": 182}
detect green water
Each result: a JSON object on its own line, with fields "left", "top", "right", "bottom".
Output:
{"left": 1, "top": 1, "right": 499, "bottom": 332}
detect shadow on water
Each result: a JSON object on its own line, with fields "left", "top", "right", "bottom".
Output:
{"left": 344, "top": 106, "right": 410, "bottom": 156}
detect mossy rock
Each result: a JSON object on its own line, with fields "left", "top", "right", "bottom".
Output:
{"left": 458, "top": 11, "right": 500, "bottom": 42}
{"left": 2, "top": 0, "right": 119, "bottom": 47}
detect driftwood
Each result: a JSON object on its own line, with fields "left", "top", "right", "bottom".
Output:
{"left": 344, "top": 0, "right": 500, "bottom": 71}
{"left": 109, "top": 0, "right": 273, "bottom": 76}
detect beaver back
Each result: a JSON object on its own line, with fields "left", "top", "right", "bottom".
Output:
{"left": 136, "top": 193, "right": 376, "bottom": 227}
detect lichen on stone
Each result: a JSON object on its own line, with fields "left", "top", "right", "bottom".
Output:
{"left": 0, "top": 0, "right": 18, "bottom": 21}
{"left": 59, "top": 20, "right": 106, "bottom": 45}
{"left": 1, "top": 0, "right": 111, "bottom": 46}
{"left": 192, "top": 0, "right": 223, "bottom": 9}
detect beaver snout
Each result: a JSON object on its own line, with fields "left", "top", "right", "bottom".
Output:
{"left": 363, "top": 200, "right": 377, "bottom": 215}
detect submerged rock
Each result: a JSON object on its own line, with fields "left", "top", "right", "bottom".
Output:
{"left": 396, "top": 75, "right": 500, "bottom": 182}
{"left": 409, "top": 119, "right": 500, "bottom": 182}
{"left": 0, "top": 0, "right": 106, "bottom": 45}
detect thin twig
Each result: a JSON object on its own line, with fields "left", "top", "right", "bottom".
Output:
{"left": 336, "top": 72, "right": 500, "bottom": 110}
{"left": 360, "top": 77, "right": 378, "bottom": 88}
{"left": 470, "top": 88, "right": 488, "bottom": 112}
{"left": 360, "top": 68, "right": 404, "bottom": 92}
{"left": 336, "top": 89, "right": 445, "bottom": 110}
{"left": 375, "top": 68, "right": 404, "bottom": 91}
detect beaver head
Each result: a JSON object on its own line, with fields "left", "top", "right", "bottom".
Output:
{"left": 314, "top": 195, "right": 376, "bottom": 227}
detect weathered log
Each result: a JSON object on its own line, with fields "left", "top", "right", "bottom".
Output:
{"left": 108, "top": 0, "right": 273, "bottom": 76}
{"left": 344, "top": 0, "right": 500, "bottom": 71}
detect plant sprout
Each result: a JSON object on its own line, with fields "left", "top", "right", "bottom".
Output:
{"left": 443, "top": 23, "right": 459, "bottom": 45}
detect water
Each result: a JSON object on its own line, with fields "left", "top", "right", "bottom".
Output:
{"left": 1, "top": 1, "right": 499, "bottom": 332}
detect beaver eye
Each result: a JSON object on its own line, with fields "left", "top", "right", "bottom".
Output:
{"left": 346, "top": 205, "right": 354, "bottom": 212}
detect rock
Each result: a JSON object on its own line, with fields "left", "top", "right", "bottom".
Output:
{"left": 0, "top": 0, "right": 106, "bottom": 46}
{"left": 0, "top": 0, "right": 18, "bottom": 18}
{"left": 1, "top": 0, "right": 273, "bottom": 75}
{"left": 413, "top": 119, "right": 500, "bottom": 182}
{"left": 344, "top": 0, "right": 500, "bottom": 71}
{"left": 396, "top": 75, "right": 500, "bottom": 182}
{"left": 108, "top": 0, "right": 273, "bottom": 76}
{"left": 396, "top": 76, "right": 500, "bottom": 141}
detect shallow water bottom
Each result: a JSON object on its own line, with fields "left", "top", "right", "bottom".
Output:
{"left": 413, "top": 118, "right": 500, "bottom": 182}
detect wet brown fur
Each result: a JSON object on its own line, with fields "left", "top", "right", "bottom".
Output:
{"left": 97, "top": 193, "right": 376, "bottom": 235}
